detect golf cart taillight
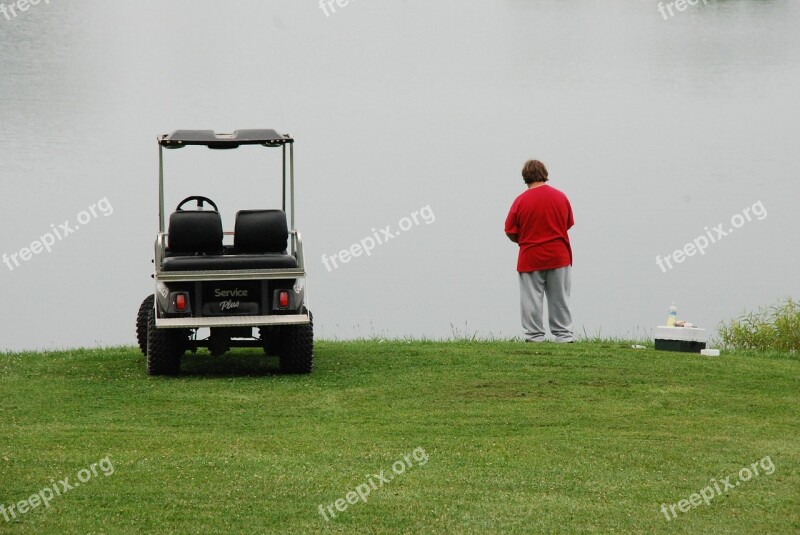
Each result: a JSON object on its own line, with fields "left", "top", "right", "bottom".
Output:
{"left": 175, "top": 294, "right": 187, "bottom": 311}
{"left": 278, "top": 291, "right": 290, "bottom": 308}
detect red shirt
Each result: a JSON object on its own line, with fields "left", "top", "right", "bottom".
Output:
{"left": 505, "top": 184, "right": 574, "bottom": 272}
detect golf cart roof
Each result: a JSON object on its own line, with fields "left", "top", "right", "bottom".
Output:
{"left": 159, "top": 129, "right": 293, "bottom": 149}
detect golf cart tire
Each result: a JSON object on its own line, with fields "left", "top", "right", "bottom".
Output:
{"left": 136, "top": 294, "right": 155, "bottom": 356}
{"left": 278, "top": 312, "right": 314, "bottom": 374}
{"left": 146, "top": 308, "right": 186, "bottom": 376}
{"left": 259, "top": 326, "right": 281, "bottom": 356}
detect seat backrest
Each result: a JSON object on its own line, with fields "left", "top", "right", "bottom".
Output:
{"left": 234, "top": 210, "right": 289, "bottom": 254}
{"left": 168, "top": 210, "right": 223, "bottom": 255}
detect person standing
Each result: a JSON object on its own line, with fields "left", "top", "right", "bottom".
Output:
{"left": 505, "top": 160, "right": 575, "bottom": 343}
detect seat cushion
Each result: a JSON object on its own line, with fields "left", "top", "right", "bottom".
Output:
{"left": 235, "top": 210, "right": 288, "bottom": 253}
{"left": 162, "top": 254, "right": 298, "bottom": 272}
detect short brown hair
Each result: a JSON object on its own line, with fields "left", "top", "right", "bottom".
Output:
{"left": 521, "top": 160, "right": 548, "bottom": 184}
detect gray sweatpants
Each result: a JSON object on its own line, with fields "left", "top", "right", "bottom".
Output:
{"left": 519, "top": 266, "right": 574, "bottom": 342}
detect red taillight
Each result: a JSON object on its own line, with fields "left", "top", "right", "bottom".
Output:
{"left": 175, "top": 294, "right": 187, "bottom": 311}
{"left": 278, "top": 291, "right": 289, "bottom": 308}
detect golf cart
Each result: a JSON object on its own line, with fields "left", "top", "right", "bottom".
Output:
{"left": 136, "top": 129, "right": 313, "bottom": 375}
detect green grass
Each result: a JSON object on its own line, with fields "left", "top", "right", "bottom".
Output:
{"left": 1, "top": 341, "right": 798, "bottom": 534}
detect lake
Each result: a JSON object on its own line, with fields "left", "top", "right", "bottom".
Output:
{"left": 1, "top": 0, "right": 798, "bottom": 350}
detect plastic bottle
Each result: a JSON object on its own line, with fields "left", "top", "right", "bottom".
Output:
{"left": 667, "top": 303, "right": 677, "bottom": 327}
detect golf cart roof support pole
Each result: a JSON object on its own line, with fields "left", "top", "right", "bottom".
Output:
{"left": 282, "top": 144, "right": 287, "bottom": 213}
{"left": 158, "top": 144, "right": 165, "bottom": 233}
{"left": 290, "top": 141, "right": 295, "bottom": 231}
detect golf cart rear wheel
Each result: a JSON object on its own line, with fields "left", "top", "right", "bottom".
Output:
{"left": 146, "top": 308, "right": 186, "bottom": 376}
{"left": 278, "top": 311, "right": 314, "bottom": 374}
{"left": 259, "top": 326, "right": 281, "bottom": 356}
{"left": 136, "top": 294, "right": 155, "bottom": 356}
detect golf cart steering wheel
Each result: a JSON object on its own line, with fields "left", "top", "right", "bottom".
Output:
{"left": 175, "top": 196, "right": 219, "bottom": 212}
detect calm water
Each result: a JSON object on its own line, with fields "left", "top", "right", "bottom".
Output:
{"left": 1, "top": 0, "right": 798, "bottom": 350}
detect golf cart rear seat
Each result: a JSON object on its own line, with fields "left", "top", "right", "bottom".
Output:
{"left": 161, "top": 209, "right": 298, "bottom": 271}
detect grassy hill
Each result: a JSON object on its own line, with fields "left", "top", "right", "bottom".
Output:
{"left": 1, "top": 341, "right": 797, "bottom": 533}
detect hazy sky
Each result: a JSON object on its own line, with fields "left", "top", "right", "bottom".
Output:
{"left": 1, "top": 0, "right": 798, "bottom": 351}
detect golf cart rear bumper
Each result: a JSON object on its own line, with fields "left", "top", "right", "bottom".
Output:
{"left": 155, "top": 313, "right": 311, "bottom": 329}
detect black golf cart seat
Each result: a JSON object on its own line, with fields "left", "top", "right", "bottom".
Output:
{"left": 161, "top": 209, "right": 298, "bottom": 271}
